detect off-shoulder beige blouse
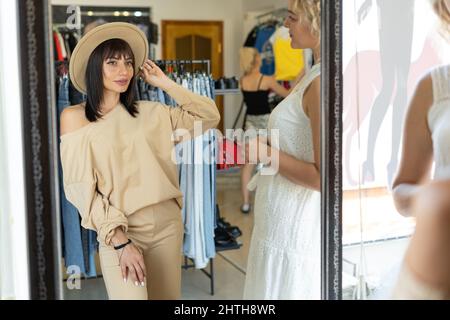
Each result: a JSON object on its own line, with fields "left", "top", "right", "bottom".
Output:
{"left": 60, "top": 84, "right": 220, "bottom": 245}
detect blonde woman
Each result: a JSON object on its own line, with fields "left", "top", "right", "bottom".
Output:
{"left": 392, "top": 0, "right": 450, "bottom": 299}
{"left": 239, "top": 47, "right": 289, "bottom": 213}
{"left": 243, "top": 0, "right": 322, "bottom": 299}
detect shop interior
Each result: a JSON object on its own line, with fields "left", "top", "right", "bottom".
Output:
{"left": 1, "top": 0, "right": 449, "bottom": 300}
{"left": 49, "top": 0, "right": 310, "bottom": 300}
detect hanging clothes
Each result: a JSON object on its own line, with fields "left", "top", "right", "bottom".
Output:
{"left": 136, "top": 63, "right": 217, "bottom": 269}
{"left": 244, "top": 26, "right": 259, "bottom": 47}
{"left": 53, "top": 31, "right": 65, "bottom": 61}
{"left": 56, "top": 70, "right": 97, "bottom": 278}
{"left": 270, "top": 26, "right": 305, "bottom": 81}
{"left": 54, "top": 27, "right": 98, "bottom": 278}
{"left": 254, "top": 24, "right": 276, "bottom": 75}
{"left": 244, "top": 21, "right": 307, "bottom": 79}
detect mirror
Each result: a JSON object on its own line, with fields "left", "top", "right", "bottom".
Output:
{"left": 342, "top": 0, "right": 450, "bottom": 299}
{"left": 8, "top": 0, "right": 333, "bottom": 300}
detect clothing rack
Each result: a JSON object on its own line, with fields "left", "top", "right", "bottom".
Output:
{"left": 160, "top": 59, "right": 243, "bottom": 295}
{"left": 53, "top": 23, "right": 83, "bottom": 46}
{"left": 256, "top": 8, "right": 288, "bottom": 23}
{"left": 53, "top": 23, "right": 85, "bottom": 29}
{"left": 159, "top": 59, "right": 216, "bottom": 293}
{"left": 256, "top": 8, "right": 289, "bottom": 21}
{"left": 155, "top": 59, "right": 211, "bottom": 75}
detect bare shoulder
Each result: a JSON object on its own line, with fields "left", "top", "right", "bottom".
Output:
{"left": 60, "top": 104, "right": 90, "bottom": 136}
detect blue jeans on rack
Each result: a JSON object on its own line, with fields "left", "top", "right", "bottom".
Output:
{"left": 203, "top": 130, "right": 216, "bottom": 259}
{"left": 69, "top": 78, "right": 86, "bottom": 105}
{"left": 58, "top": 76, "right": 87, "bottom": 275}
{"left": 59, "top": 76, "right": 97, "bottom": 277}
{"left": 157, "top": 87, "right": 166, "bottom": 105}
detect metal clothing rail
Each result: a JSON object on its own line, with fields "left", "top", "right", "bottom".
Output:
{"left": 256, "top": 8, "right": 288, "bottom": 22}
{"left": 53, "top": 23, "right": 85, "bottom": 28}
{"left": 155, "top": 59, "right": 211, "bottom": 75}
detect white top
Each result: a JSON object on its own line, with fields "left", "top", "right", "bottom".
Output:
{"left": 428, "top": 64, "right": 450, "bottom": 180}
{"left": 244, "top": 63, "right": 321, "bottom": 300}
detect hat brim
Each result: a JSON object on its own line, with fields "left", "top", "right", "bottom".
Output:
{"left": 69, "top": 22, "right": 149, "bottom": 94}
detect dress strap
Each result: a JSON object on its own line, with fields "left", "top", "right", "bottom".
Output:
{"left": 292, "top": 63, "right": 321, "bottom": 95}
{"left": 257, "top": 75, "right": 264, "bottom": 91}
{"left": 431, "top": 65, "right": 450, "bottom": 104}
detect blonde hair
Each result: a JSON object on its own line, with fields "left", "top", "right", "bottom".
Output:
{"left": 240, "top": 47, "right": 259, "bottom": 75}
{"left": 292, "top": 0, "right": 321, "bottom": 39}
{"left": 432, "top": 0, "right": 450, "bottom": 36}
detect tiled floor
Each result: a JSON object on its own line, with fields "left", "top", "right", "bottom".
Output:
{"left": 63, "top": 170, "right": 410, "bottom": 300}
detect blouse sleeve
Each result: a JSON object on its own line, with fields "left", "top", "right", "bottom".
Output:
{"left": 164, "top": 83, "right": 221, "bottom": 142}
{"left": 60, "top": 138, "right": 128, "bottom": 245}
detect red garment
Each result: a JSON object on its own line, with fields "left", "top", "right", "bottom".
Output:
{"left": 217, "top": 138, "right": 243, "bottom": 171}
{"left": 53, "top": 31, "right": 64, "bottom": 61}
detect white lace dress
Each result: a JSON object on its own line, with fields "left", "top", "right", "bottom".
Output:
{"left": 243, "top": 64, "right": 321, "bottom": 300}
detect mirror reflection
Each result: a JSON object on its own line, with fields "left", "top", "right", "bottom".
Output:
{"left": 342, "top": 0, "right": 450, "bottom": 299}
{"left": 49, "top": 0, "right": 323, "bottom": 300}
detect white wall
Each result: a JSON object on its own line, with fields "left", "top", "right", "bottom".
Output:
{"left": 242, "top": 0, "right": 286, "bottom": 12}
{"left": 51, "top": 0, "right": 246, "bottom": 129}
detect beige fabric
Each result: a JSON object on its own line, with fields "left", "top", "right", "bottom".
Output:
{"left": 99, "top": 199, "right": 183, "bottom": 300}
{"left": 69, "top": 22, "right": 149, "bottom": 94}
{"left": 60, "top": 84, "right": 220, "bottom": 245}
{"left": 392, "top": 263, "right": 450, "bottom": 300}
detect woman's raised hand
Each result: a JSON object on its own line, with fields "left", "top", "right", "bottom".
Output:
{"left": 139, "top": 59, "right": 175, "bottom": 92}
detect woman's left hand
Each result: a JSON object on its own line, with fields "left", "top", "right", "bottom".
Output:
{"left": 139, "top": 59, "right": 175, "bottom": 91}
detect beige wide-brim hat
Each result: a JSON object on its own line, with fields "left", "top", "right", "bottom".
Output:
{"left": 69, "top": 22, "right": 149, "bottom": 94}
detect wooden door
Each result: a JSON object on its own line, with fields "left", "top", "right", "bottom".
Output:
{"left": 162, "top": 20, "right": 224, "bottom": 131}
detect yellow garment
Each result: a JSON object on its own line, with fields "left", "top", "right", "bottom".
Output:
{"left": 273, "top": 37, "right": 304, "bottom": 81}
{"left": 60, "top": 84, "right": 220, "bottom": 245}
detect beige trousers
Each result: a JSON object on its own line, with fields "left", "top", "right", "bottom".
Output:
{"left": 99, "top": 199, "right": 183, "bottom": 300}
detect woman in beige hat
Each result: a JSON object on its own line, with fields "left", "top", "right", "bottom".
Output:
{"left": 391, "top": 0, "right": 450, "bottom": 299}
{"left": 59, "top": 22, "right": 220, "bottom": 300}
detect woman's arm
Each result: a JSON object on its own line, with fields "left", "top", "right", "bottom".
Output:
{"left": 392, "top": 75, "right": 434, "bottom": 217}
{"left": 140, "top": 59, "right": 220, "bottom": 141}
{"left": 267, "top": 76, "right": 290, "bottom": 98}
{"left": 245, "top": 77, "right": 321, "bottom": 191}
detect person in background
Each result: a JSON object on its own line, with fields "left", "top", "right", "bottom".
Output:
{"left": 392, "top": 0, "right": 450, "bottom": 299}
{"left": 239, "top": 47, "right": 289, "bottom": 214}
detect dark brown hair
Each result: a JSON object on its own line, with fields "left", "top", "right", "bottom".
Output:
{"left": 84, "top": 38, "right": 139, "bottom": 122}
